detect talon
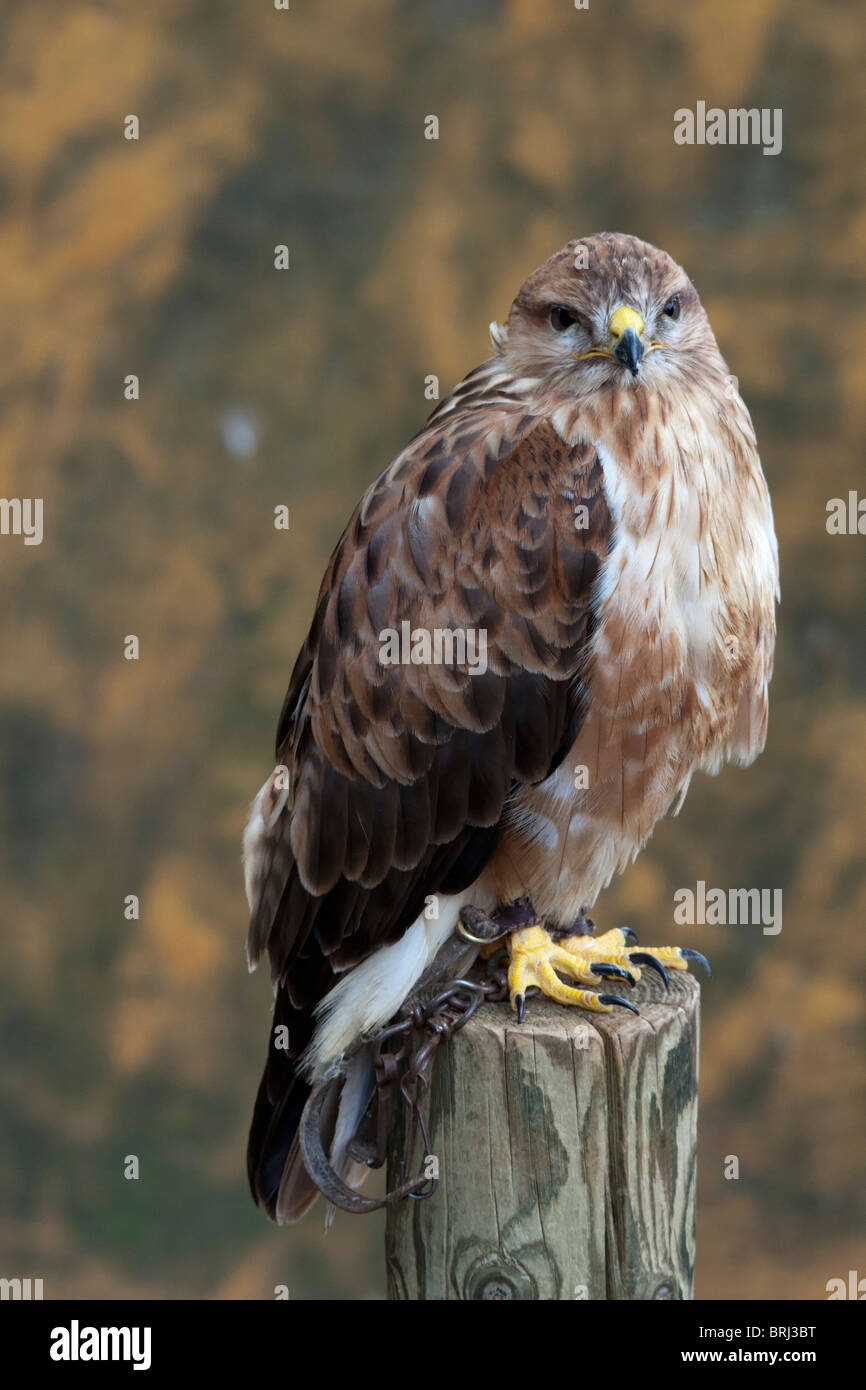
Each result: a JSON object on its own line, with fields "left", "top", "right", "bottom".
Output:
{"left": 507, "top": 925, "right": 621, "bottom": 1014}
{"left": 502, "top": 920, "right": 702, "bottom": 1018}
{"left": 589, "top": 961, "right": 636, "bottom": 986}
{"left": 629, "top": 952, "right": 670, "bottom": 988}
{"left": 681, "top": 948, "right": 712, "bottom": 978}
{"left": 597, "top": 994, "right": 640, "bottom": 1016}
{"left": 515, "top": 992, "right": 526, "bottom": 1024}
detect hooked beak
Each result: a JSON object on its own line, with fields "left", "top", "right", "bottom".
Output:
{"left": 573, "top": 304, "right": 663, "bottom": 377}
{"left": 609, "top": 305, "right": 645, "bottom": 377}
{"left": 614, "top": 326, "right": 644, "bottom": 376}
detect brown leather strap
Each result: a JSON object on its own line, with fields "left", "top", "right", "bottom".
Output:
{"left": 297, "top": 963, "right": 508, "bottom": 1215}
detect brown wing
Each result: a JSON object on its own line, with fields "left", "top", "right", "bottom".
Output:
{"left": 246, "top": 379, "right": 612, "bottom": 1219}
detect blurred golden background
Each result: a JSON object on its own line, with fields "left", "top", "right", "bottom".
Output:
{"left": 1, "top": 0, "right": 864, "bottom": 1299}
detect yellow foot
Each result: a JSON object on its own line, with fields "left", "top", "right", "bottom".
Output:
{"left": 506, "top": 924, "right": 710, "bottom": 1022}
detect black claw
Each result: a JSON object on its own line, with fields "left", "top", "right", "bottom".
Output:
{"left": 598, "top": 994, "right": 640, "bottom": 1016}
{"left": 629, "top": 952, "right": 670, "bottom": 988}
{"left": 680, "top": 948, "right": 712, "bottom": 978}
{"left": 619, "top": 926, "right": 639, "bottom": 944}
{"left": 515, "top": 993, "right": 526, "bottom": 1024}
{"left": 590, "top": 961, "right": 636, "bottom": 986}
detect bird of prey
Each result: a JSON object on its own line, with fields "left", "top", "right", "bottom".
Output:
{"left": 243, "top": 232, "right": 779, "bottom": 1223}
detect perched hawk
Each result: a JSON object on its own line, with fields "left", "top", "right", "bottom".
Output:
{"left": 243, "top": 233, "right": 779, "bottom": 1223}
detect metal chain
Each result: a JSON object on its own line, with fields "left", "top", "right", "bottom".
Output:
{"left": 385, "top": 970, "right": 507, "bottom": 1200}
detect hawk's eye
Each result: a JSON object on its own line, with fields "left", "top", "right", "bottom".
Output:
{"left": 662, "top": 293, "right": 681, "bottom": 320}
{"left": 549, "top": 305, "right": 578, "bottom": 332}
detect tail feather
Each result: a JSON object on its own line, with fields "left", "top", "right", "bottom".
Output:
{"left": 247, "top": 1068, "right": 312, "bottom": 1221}
{"left": 248, "top": 1018, "right": 377, "bottom": 1224}
{"left": 247, "top": 979, "right": 317, "bottom": 1222}
{"left": 274, "top": 1090, "right": 339, "bottom": 1225}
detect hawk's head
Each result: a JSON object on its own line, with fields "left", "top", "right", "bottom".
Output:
{"left": 492, "top": 233, "right": 723, "bottom": 398}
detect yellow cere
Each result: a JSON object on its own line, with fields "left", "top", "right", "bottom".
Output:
{"left": 608, "top": 304, "right": 646, "bottom": 339}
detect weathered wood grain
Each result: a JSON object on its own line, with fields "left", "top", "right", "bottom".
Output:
{"left": 385, "top": 969, "right": 699, "bottom": 1300}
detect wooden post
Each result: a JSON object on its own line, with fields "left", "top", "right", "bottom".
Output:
{"left": 385, "top": 967, "right": 699, "bottom": 1300}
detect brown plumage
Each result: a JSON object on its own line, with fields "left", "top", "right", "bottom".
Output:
{"left": 243, "top": 233, "right": 779, "bottom": 1222}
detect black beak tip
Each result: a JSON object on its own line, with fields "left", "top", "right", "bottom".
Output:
{"left": 614, "top": 327, "right": 644, "bottom": 376}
